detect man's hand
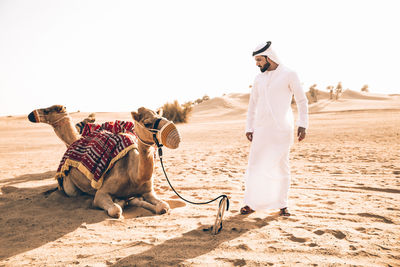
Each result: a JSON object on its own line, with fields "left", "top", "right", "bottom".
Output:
{"left": 246, "top": 132, "right": 253, "bottom": 142}
{"left": 297, "top": 127, "right": 306, "bottom": 142}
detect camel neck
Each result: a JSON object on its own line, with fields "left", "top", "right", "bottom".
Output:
{"left": 136, "top": 141, "right": 155, "bottom": 182}
{"left": 51, "top": 117, "right": 81, "bottom": 147}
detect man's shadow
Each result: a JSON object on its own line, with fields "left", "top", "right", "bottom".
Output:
{"left": 0, "top": 171, "right": 154, "bottom": 260}
{"left": 113, "top": 213, "right": 279, "bottom": 266}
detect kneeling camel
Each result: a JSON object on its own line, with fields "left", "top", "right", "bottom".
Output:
{"left": 28, "top": 105, "right": 180, "bottom": 218}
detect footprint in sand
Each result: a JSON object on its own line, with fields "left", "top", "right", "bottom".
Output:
{"left": 313, "top": 229, "right": 346, "bottom": 239}
{"left": 235, "top": 244, "right": 252, "bottom": 250}
{"left": 328, "top": 230, "right": 346, "bottom": 239}
{"left": 357, "top": 213, "right": 394, "bottom": 224}
{"left": 349, "top": 245, "right": 357, "bottom": 251}
{"left": 297, "top": 203, "right": 317, "bottom": 208}
{"left": 283, "top": 217, "right": 299, "bottom": 222}
{"left": 166, "top": 199, "right": 186, "bottom": 209}
{"left": 313, "top": 230, "right": 325, "bottom": 236}
{"left": 215, "top": 258, "right": 248, "bottom": 267}
{"left": 159, "top": 185, "right": 170, "bottom": 191}
{"left": 355, "top": 227, "right": 366, "bottom": 233}
{"left": 288, "top": 234, "right": 309, "bottom": 243}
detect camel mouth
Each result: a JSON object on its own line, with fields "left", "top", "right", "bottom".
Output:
{"left": 165, "top": 143, "right": 179, "bottom": 149}
{"left": 28, "top": 111, "right": 37, "bottom": 123}
{"left": 160, "top": 123, "right": 181, "bottom": 149}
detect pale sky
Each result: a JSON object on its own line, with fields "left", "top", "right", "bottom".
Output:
{"left": 1, "top": 0, "right": 399, "bottom": 116}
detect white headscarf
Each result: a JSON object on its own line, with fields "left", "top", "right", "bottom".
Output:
{"left": 253, "top": 41, "right": 281, "bottom": 64}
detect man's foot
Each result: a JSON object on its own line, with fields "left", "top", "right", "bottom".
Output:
{"left": 240, "top": 205, "right": 255, "bottom": 215}
{"left": 279, "top": 207, "right": 290, "bottom": 216}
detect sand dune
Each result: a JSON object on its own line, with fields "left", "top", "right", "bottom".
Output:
{"left": 340, "top": 89, "right": 391, "bottom": 100}
{"left": 190, "top": 93, "right": 249, "bottom": 122}
{"left": 307, "top": 90, "right": 400, "bottom": 113}
{"left": 1, "top": 93, "right": 400, "bottom": 266}
{"left": 191, "top": 89, "right": 400, "bottom": 116}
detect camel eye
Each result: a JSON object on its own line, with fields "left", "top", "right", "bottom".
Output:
{"left": 144, "top": 123, "right": 153, "bottom": 128}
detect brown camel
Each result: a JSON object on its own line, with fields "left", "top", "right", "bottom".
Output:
{"left": 28, "top": 105, "right": 181, "bottom": 218}
{"left": 28, "top": 105, "right": 82, "bottom": 147}
{"left": 27, "top": 105, "right": 96, "bottom": 147}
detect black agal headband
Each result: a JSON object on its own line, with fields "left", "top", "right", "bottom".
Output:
{"left": 252, "top": 41, "right": 271, "bottom": 56}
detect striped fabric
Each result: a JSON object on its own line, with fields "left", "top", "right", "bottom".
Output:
{"left": 56, "top": 120, "right": 138, "bottom": 189}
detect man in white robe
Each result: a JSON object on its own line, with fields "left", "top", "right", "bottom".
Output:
{"left": 241, "top": 41, "right": 308, "bottom": 216}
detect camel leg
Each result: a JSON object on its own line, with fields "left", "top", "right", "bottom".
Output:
{"left": 63, "top": 176, "right": 81, "bottom": 197}
{"left": 142, "top": 191, "right": 170, "bottom": 214}
{"left": 113, "top": 198, "right": 127, "bottom": 208}
{"left": 64, "top": 169, "right": 96, "bottom": 196}
{"left": 127, "top": 197, "right": 157, "bottom": 213}
{"left": 94, "top": 191, "right": 123, "bottom": 218}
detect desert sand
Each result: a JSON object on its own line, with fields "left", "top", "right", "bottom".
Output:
{"left": 1, "top": 90, "right": 399, "bottom": 266}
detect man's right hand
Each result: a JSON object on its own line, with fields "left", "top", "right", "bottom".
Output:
{"left": 246, "top": 132, "right": 253, "bottom": 142}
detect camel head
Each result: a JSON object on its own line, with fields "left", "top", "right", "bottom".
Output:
{"left": 28, "top": 105, "right": 68, "bottom": 125}
{"left": 131, "top": 107, "right": 181, "bottom": 149}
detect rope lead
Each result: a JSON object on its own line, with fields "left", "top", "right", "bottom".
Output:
{"left": 157, "top": 147, "right": 229, "bottom": 234}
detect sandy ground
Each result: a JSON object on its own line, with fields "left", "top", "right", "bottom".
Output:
{"left": 1, "top": 91, "right": 400, "bottom": 266}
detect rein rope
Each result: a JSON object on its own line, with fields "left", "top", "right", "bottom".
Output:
{"left": 51, "top": 116, "right": 69, "bottom": 125}
{"left": 149, "top": 118, "right": 230, "bottom": 234}
{"left": 36, "top": 111, "right": 69, "bottom": 125}
{"left": 157, "top": 145, "right": 230, "bottom": 207}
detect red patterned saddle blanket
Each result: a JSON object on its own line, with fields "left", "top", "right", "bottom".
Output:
{"left": 55, "top": 120, "right": 138, "bottom": 189}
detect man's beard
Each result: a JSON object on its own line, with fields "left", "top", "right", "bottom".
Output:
{"left": 260, "top": 61, "right": 270, "bottom": 73}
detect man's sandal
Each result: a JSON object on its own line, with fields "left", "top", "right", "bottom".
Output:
{"left": 240, "top": 205, "right": 255, "bottom": 215}
{"left": 279, "top": 207, "right": 291, "bottom": 216}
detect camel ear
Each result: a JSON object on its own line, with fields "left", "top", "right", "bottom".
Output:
{"left": 138, "top": 107, "right": 146, "bottom": 113}
{"left": 53, "top": 105, "right": 66, "bottom": 113}
{"left": 131, "top": 111, "right": 141, "bottom": 122}
{"left": 156, "top": 108, "right": 163, "bottom": 117}
{"left": 58, "top": 105, "right": 66, "bottom": 113}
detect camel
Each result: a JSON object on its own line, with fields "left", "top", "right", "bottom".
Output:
{"left": 28, "top": 105, "right": 181, "bottom": 218}
{"left": 28, "top": 105, "right": 84, "bottom": 147}
{"left": 27, "top": 105, "right": 96, "bottom": 147}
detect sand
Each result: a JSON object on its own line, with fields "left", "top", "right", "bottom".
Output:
{"left": 1, "top": 90, "right": 399, "bottom": 266}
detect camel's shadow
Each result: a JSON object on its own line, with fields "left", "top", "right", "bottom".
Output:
{"left": 0, "top": 171, "right": 156, "bottom": 260}
{"left": 1, "top": 172, "right": 281, "bottom": 265}
{"left": 0, "top": 170, "right": 56, "bottom": 187}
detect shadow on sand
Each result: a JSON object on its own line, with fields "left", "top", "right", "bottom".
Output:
{"left": 113, "top": 213, "right": 279, "bottom": 266}
{"left": 1, "top": 172, "right": 281, "bottom": 265}
{"left": 0, "top": 171, "right": 155, "bottom": 261}
{"left": 0, "top": 170, "right": 56, "bottom": 187}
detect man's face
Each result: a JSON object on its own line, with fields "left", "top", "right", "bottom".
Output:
{"left": 255, "top": 55, "right": 270, "bottom": 72}
{"left": 255, "top": 55, "right": 267, "bottom": 70}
